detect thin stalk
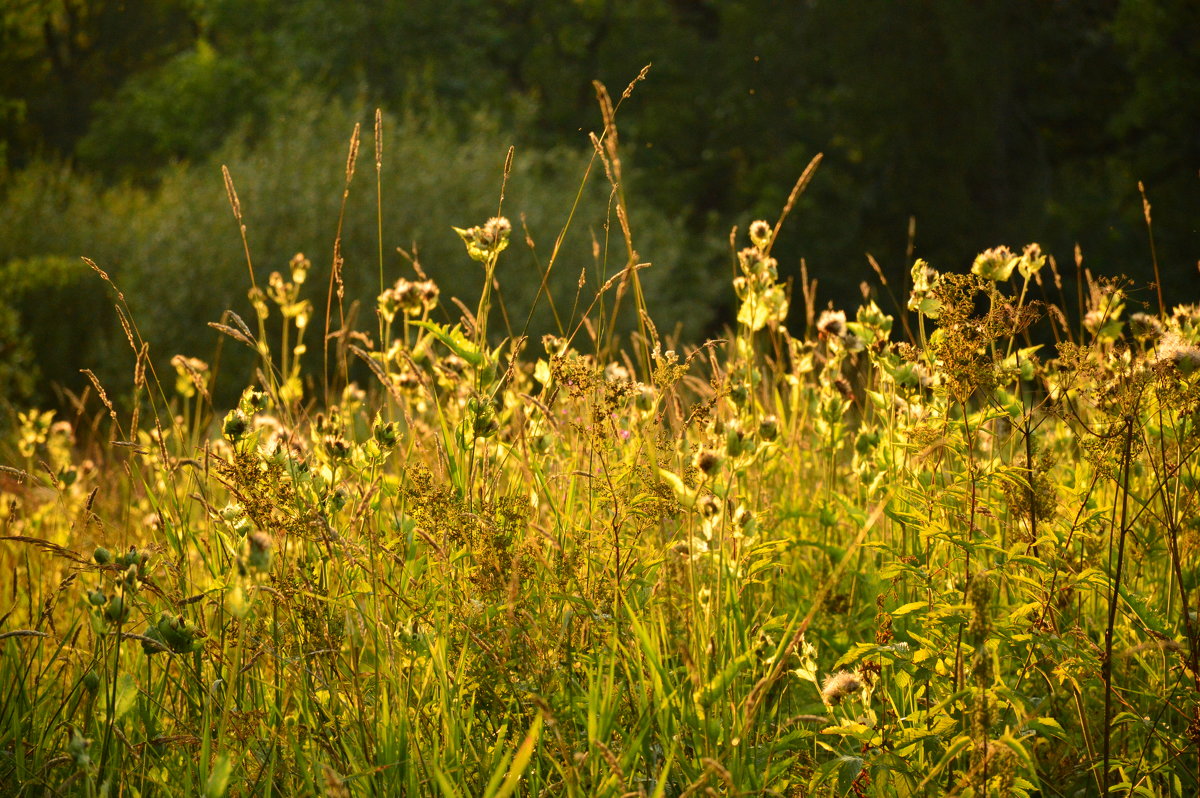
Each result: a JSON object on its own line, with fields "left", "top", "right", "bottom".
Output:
{"left": 1101, "top": 415, "right": 1135, "bottom": 794}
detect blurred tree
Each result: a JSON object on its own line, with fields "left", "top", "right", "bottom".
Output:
{"left": 0, "top": 0, "right": 197, "bottom": 166}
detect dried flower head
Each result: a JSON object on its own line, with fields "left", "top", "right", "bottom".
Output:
{"left": 1156, "top": 332, "right": 1200, "bottom": 375}
{"left": 821, "top": 670, "right": 863, "bottom": 705}
{"left": 1017, "top": 242, "right": 1045, "bottom": 279}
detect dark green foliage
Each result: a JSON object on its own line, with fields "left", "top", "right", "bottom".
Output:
{"left": 0, "top": 254, "right": 111, "bottom": 404}
{"left": 2, "top": 0, "right": 1197, "bottom": 347}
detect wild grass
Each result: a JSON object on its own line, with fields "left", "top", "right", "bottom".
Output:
{"left": 2, "top": 85, "right": 1199, "bottom": 797}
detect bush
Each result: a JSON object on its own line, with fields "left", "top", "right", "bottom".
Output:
{"left": 0, "top": 255, "right": 116, "bottom": 409}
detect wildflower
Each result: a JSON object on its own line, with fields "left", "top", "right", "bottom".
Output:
{"left": 693, "top": 447, "right": 724, "bottom": 476}
{"left": 454, "top": 216, "right": 512, "bottom": 262}
{"left": 223, "top": 409, "right": 249, "bottom": 442}
{"left": 1171, "top": 303, "right": 1200, "bottom": 338}
{"left": 1129, "top": 312, "right": 1163, "bottom": 343}
{"left": 379, "top": 277, "right": 440, "bottom": 322}
{"left": 373, "top": 417, "right": 400, "bottom": 449}
{"left": 604, "top": 362, "right": 631, "bottom": 384}
{"left": 239, "top": 387, "right": 270, "bottom": 414}
{"left": 821, "top": 670, "right": 863, "bottom": 705}
{"left": 749, "top": 219, "right": 772, "bottom": 249}
{"left": 1156, "top": 332, "right": 1200, "bottom": 375}
{"left": 758, "top": 414, "right": 779, "bottom": 442}
{"left": 289, "top": 252, "right": 311, "bottom": 284}
{"left": 634, "top": 384, "right": 657, "bottom": 412}
{"left": 908, "top": 259, "right": 942, "bottom": 318}
{"left": 1017, "top": 242, "right": 1045, "bottom": 279}
{"left": 816, "top": 309, "right": 847, "bottom": 339}
{"left": 971, "top": 246, "right": 1017, "bottom": 282}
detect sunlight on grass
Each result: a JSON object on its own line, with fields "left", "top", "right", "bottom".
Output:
{"left": 2, "top": 88, "right": 1199, "bottom": 797}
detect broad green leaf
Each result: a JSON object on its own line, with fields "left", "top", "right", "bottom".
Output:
{"left": 892, "top": 601, "right": 928, "bottom": 617}
{"left": 204, "top": 754, "right": 233, "bottom": 798}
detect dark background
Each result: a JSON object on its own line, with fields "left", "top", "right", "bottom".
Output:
{"left": 2, "top": 0, "right": 1197, "bottom": 408}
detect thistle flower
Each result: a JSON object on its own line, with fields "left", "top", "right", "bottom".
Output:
{"left": 758, "top": 414, "right": 779, "bottom": 442}
{"left": 693, "top": 447, "right": 724, "bottom": 476}
{"left": 223, "top": 409, "right": 249, "bottom": 442}
{"left": 908, "top": 259, "right": 942, "bottom": 318}
{"left": 821, "top": 670, "right": 863, "bottom": 706}
{"left": 749, "top": 219, "right": 772, "bottom": 249}
{"left": 816, "top": 309, "right": 847, "bottom": 339}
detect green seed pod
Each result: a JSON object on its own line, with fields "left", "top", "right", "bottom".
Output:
{"left": 141, "top": 624, "right": 166, "bottom": 655}
{"left": 728, "top": 381, "right": 750, "bottom": 407}
{"left": 247, "top": 532, "right": 273, "bottom": 572}
{"left": 223, "top": 409, "right": 249, "bottom": 441}
{"left": 87, "top": 589, "right": 106, "bottom": 606}
{"left": 93, "top": 547, "right": 112, "bottom": 565}
{"left": 373, "top": 418, "right": 400, "bottom": 449}
{"left": 155, "top": 614, "right": 201, "bottom": 653}
{"left": 104, "top": 594, "right": 129, "bottom": 623}
{"left": 121, "top": 564, "right": 140, "bottom": 591}
{"left": 82, "top": 671, "right": 100, "bottom": 693}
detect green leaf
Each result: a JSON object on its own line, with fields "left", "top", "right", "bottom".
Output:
{"left": 1023, "top": 716, "right": 1066, "bottom": 740}
{"left": 487, "top": 713, "right": 542, "bottom": 798}
{"left": 412, "top": 320, "right": 486, "bottom": 366}
{"left": 1118, "top": 584, "right": 1171, "bottom": 638}
{"left": 892, "top": 601, "right": 928, "bottom": 617}
{"left": 432, "top": 765, "right": 464, "bottom": 798}
{"left": 204, "top": 754, "right": 233, "bottom": 798}
{"left": 105, "top": 672, "right": 137, "bottom": 721}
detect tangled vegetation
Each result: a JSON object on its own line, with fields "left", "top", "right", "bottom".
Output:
{"left": 2, "top": 92, "right": 1199, "bottom": 797}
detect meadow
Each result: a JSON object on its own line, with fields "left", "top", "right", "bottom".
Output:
{"left": 2, "top": 93, "right": 1199, "bottom": 796}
